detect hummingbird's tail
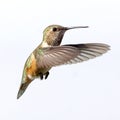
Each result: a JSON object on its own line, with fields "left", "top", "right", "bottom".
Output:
{"left": 17, "top": 79, "right": 32, "bottom": 99}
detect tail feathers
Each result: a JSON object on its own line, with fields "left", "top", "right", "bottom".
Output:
{"left": 17, "top": 81, "right": 32, "bottom": 99}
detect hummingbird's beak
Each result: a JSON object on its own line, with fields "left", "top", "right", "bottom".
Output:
{"left": 66, "top": 26, "right": 89, "bottom": 30}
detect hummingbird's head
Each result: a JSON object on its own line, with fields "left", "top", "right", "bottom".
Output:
{"left": 42, "top": 25, "right": 88, "bottom": 46}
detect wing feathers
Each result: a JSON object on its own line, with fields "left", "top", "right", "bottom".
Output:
{"left": 36, "top": 43, "right": 110, "bottom": 68}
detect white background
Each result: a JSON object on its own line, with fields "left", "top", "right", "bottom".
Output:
{"left": 0, "top": 0, "right": 120, "bottom": 120}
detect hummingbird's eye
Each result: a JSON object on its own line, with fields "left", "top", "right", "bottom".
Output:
{"left": 52, "top": 27, "right": 57, "bottom": 32}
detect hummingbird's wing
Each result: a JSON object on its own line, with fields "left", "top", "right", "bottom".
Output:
{"left": 36, "top": 43, "right": 110, "bottom": 68}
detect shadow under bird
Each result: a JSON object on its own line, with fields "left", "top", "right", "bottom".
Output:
{"left": 17, "top": 25, "right": 110, "bottom": 99}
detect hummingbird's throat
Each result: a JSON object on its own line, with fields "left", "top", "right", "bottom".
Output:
{"left": 52, "top": 35, "right": 63, "bottom": 46}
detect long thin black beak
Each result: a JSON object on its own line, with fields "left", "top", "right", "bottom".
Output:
{"left": 66, "top": 26, "right": 89, "bottom": 30}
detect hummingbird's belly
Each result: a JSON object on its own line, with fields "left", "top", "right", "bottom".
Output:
{"left": 26, "top": 53, "right": 51, "bottom": 78}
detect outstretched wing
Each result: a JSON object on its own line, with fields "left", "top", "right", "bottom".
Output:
{"left": 35, "top": 43, "right": 110, "bottom": 68}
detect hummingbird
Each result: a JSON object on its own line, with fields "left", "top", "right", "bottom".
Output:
{"left": 17, "top": 24, "right": 110, "bottom": 99}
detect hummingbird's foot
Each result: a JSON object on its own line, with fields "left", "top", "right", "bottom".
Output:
{"left": 45, "top": 71, "right": 49, "bottom": 79}
{"left": 39, "top": 73, "right": 43, "bottom": 80}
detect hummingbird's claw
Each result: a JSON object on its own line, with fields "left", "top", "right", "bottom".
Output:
{"left": 39, "top": 71, "right": 49, "bottom": 80}
{"left": 39, "top": 73, "right": 43, "bottom": 80}
{"left": 45, "top": 71, "right": 49, "bottom": 79}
